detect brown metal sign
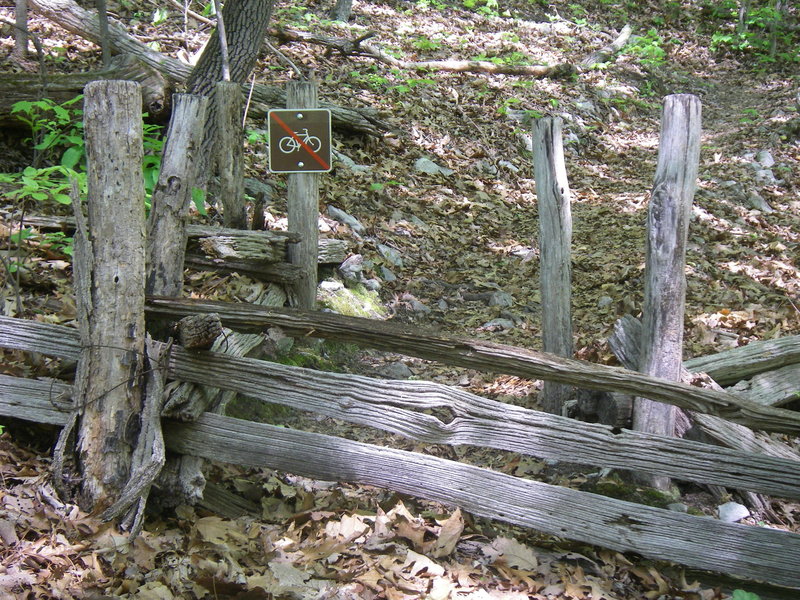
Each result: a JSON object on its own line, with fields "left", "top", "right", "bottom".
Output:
{"left": 268, "top": 109, "right": 332, "bottom": 173}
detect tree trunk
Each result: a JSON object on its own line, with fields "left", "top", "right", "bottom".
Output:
{"left": 75, "top": 81, "right": 146, "bottom": 511}
{"left": 186, "top": 0, "right": 276, "bottom": 181}
{"left": 635, "top": 94, "right": 701, "bottom": 489}
{"left": 329, "top": 0, "right": 353, "bottom": 22}
{"left": 14, "top": 0, "right": 28, "bottom": 58}
{"left": 531, "top": 117, "right": 573, "bottom": 415}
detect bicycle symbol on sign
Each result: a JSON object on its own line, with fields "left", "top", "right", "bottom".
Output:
{"left": 278, "top": 128, "right": 322, "bottom": 154}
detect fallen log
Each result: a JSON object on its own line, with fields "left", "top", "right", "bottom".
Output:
{"left": 27, "top": 0, "right": 386, "bottom": 136}
{"left": 684, "top": 336, "right": 800, "bottom": 386}
{"left": 273, "top": 27, "right": 576, "bottom": 78}
{"left": 0, "top": 54, "right": 171, "bottom": 125}
{"left": 142, "top": 297, "right": 800, "bottom": 435}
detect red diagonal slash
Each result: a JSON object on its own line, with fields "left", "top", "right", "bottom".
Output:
{"left": 271, "top": 113, "right": 330, "bottom": 170}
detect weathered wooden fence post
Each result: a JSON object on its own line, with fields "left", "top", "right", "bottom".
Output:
{"left": 635, "top": 94, "right": 702, "bottom": 489}
{"left": 74, "top": 80, "right": 145, "bottom": 511}
{"left": 532, "top": 117, "right": 573, "bottom": 415}
{"left": 215, "top": 81, "right": 247, "bottom": 229}
{"left": 146, "top": 93, "right": 209, "bottom": 299}
{"left": 286, "top": 81, "right": 320, "bottom": 310}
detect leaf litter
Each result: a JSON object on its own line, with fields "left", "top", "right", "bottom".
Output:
{"left": 1, "top": 0, "right": 800, "bottom": 598}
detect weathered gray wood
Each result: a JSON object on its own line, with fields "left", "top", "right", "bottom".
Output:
{"left": 685, "top": 336, "right": 800, "bottom": 386}
{"left": 286, "top": 82, "right": 321, "bottom": 310}
{"left": 730, "top": 364, "right": 800, "bottom": 407}
{"left": 0, "top": 54, "right": 171, "bottom": 124}
{"left": 14, "top": 0, "right": 28, "bottom": 58}
{"left": 184, "top": 254, "right": 302, "bottom": 283}
{"left": 215, "top": 81, "right": 247, "bottom": 229}
{"left": 3, "top": 319, "right": 798, "bottom": 499}
{"left": 78, "top": 80, "right": 147, "bottom": 510}
{"left": 635, "top": 94, "right": 701, "bottom": 488}
{"left": 0, "top": 374, "right": 72, "bottom": 424}
{"left": 146, "top": 94, "right": 209, "bottom": 298}
{"left": 165, "top": 413, "right": 800, "bottom": 589}
{"left": 531, "top": 117, "right": 573, "bottom": 415}
{"left": 165, "top": 346, "right": 800, "bottom": 499}
{"left": 142, "top": 298, "right": 800, "bottom": 435}
{"left": 5, "top": 370, "right": 796, "bottom": 588}
{"left": 610, "top": 315, "right": 799, "bottom": 462}
{"left": 195, "top": 234, "right": 287, "bottom": 262}
{"left": 187, "top": 225, "right": 300, "bottom": 244}
{"left": 580, "top": 24, "right": 633, "bottom": 69}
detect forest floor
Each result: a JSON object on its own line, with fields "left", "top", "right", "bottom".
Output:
{"left": 0, "top": 0, "right": 799, "bottom": 599}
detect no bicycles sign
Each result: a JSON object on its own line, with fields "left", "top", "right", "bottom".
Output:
{"left": 267, "top": 109, "right": 332, "bottom": 173}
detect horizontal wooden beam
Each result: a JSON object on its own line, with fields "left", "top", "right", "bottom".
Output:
{"left": 165, "top": 413, "right": 800, "bottom": 589}
{"left": 143, "top": 298, "right": 800, "bottom": 436}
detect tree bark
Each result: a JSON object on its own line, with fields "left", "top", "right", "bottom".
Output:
{"left": 531, "top": 117, "right": 573, "bottom": 415}
{"left": 635, "top": 95, "right": 702, "bottom": 489}
{"left": 75, "top": 80, "right": 146, "bottom": 511}
{"left": 329, "top": 0, "right": 353, "bottom": 22}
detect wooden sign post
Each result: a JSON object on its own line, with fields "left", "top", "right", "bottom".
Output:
{"left": 271, "top": 81, "right": 330, "bottom": 309}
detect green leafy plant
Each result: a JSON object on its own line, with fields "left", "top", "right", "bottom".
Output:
{"left": 731, "top": 591, "right": 760, "bottom": 600}
{"left": 11, "top": 95, "right": 85, "bottom": 168}
{"left": 412, "top": 36, "right": 442, "bottom": 52}
{"left": 628, "top": 29, "right": 667, "bottom": 65}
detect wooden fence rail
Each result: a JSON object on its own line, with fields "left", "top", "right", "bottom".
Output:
{"left": 143, "top": 297, "right": 800, "bottom": 435}
{"left": 1, "top": 368, "right": 799, "bottom": 589}
{"left": 2, "top": 314, "right": 800, "bottom": 588}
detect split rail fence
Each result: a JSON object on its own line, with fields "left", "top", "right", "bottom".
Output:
{"left": 1, "top": 81, "right": 799, "bottom": 592}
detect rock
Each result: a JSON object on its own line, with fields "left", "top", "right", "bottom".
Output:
{"left": 437, "top": 299, "right": 449, "bottom": 311}
{"left": 754, "top": 169, "right": 777, "bottom": 185}
{"left": 380, "top": 266, "right": 397, "bottom": 282}
{"left": 327, "top": 205, "right": 366, "bottom": 234}
{"left": 488, "top": 291, "right": 514, "bottom": 307}
{"left": 746, "top": 191, "right": 774, "bottom": 213}
{"left": 755, "top": 149, "right": 775, "bottom": 168}
{"left": 718, "top": 501, "right": 750, "bottom": 523}
{"left": 498, "top": 160, "right": 520, "bottom": 173}
{"left": 410, "top": 299, "right": 431, "bottom": 313}
{"left": 598, "top": 296, "right": 614, "bottom": 308}
{"left": 362, "top": 278, "right": 381, "bottom": 291}
{"left": 414, "top": 157, "right": 454, "bottom": 176}
{"left": 377, "top": 243, "right": 404, "bottom": 268}
{"left": 480, "top": 318, "right": 516, "bottom": 331}
{"left": 667, "top": 503, "right": 688, "bottom": 513}
{"left": 379, "top": 361, "right": 414, "bottom": 379}
{"left": 338, "top": 254, "right": 364, "bottom": 282}
{"left": 333, "top": 149, "right": 372, "bottom": 173}
{"left": 319, "top": 280, "right": 344, "bottom": 292}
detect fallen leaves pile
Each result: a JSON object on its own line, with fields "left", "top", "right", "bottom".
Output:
{"left": 2, "top": 438, "right": 737, "bottom": 599}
